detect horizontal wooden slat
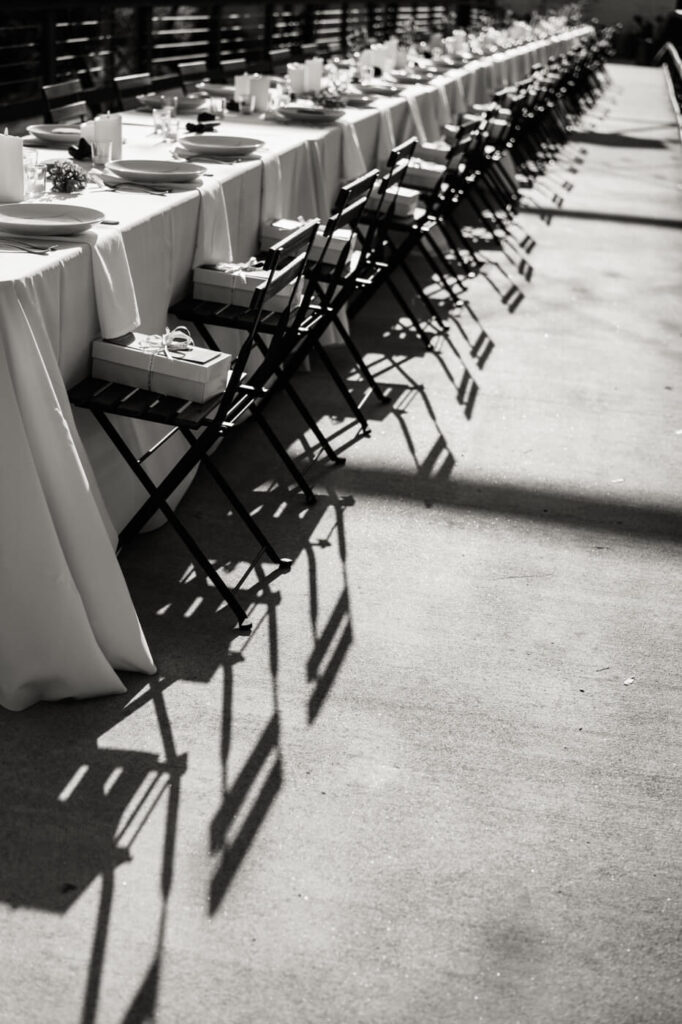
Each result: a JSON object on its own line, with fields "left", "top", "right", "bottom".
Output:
{"left": 0, "top": 1, "right": 493, "bottom": 119}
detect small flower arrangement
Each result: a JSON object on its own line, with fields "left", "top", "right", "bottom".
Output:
{"left": 46, "top": 161, "right": 88, "bottom": 193}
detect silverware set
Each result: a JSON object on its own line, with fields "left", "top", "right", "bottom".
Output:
{"left": 102, "top": 181, "right": 171, "bottom": 196}
{"left": 0, "top": 238, "right": 58, "bottom": 255}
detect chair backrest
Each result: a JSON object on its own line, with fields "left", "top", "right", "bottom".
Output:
{"left": 177, "top": 60, "right": 208, "bottom": 93}
{"left": 250, "top": 221, "right": 320, "bottom": 379}
{"left": 307, "top": 169, "right": 379, "bottom": 305}
{"left": 114, "top": 72, "right": 153, "bottom": 111}
{"left": 269, "top": 48, "right": 293, "bottom": 74}
{"left": 219, "top": 58, "right": 247, "bottom": 83}
{"left": 42, "top": 79, "right": 92, "bottom": 124}
{"left": 299, "top": 42, "right": 320, "bottom": 60}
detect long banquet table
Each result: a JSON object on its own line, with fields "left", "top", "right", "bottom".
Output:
{"left": 0, "top": 27, "right": 593, "bottom": 711}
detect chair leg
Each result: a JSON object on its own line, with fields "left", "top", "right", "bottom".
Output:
{"left": 312, "top": 338, "right": 371, "bottom": 435}
{"left": 250, "top": 405, "right": 317, "bottom": 505}
{"left": 331, "top": 311, "right": 389, "bottom": 404}
{"left": 180, "top": 429, "right": 292, "bottom": 570}
{"left": 252, "top": 332, "right": 345, "bottom": 464}
{"left": 95, "top": 413, "right": 252, "bottom": 632}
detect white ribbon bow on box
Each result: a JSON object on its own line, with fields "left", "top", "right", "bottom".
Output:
{"left": 137, "top": 326, "right": 196, "bottom": 390}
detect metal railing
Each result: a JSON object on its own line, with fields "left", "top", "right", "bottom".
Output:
{"left": 655, "top": 41, "right": 682, "bottom": 142}
{"left": 0, "top": 2, "right": 502, "bottom": 125}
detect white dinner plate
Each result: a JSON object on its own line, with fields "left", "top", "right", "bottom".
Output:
{"left": 0, "top": 203, "right": 104, "bottom": 236}
{"left": 107, "top": 159, "right": 204, "bottom": 183}
{"left": 277, "top": 105, "right": 345, "bottom": 125}
{"left": 177, "top": 135, "right": 264, "bottom": 157}
{"left": 26, "top": 124, "right": 82, "bottom": 146}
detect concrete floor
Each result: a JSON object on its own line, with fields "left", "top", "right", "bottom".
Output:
{"left": 1, "top": 64, "right": 680, "bottom": 1024}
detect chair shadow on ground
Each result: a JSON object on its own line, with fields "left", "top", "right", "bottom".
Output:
{"left": 0, "top": 675, "right": 185, "bottom": 1024}
{"left": 568, "top": 129, "right": 667, "bottom": 148}
{"left": 0, "top": 262, "right": 477, "bottom": 1022}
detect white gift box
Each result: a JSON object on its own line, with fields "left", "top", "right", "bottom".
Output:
{"left": 193, "top": 261, "right": 302, "bottom": 313}
{"left": 414, "top": 140, "right": 451, "bottom": 165}
{"left": 92, "top": 332, "right": 231, "bottom": 404}
{"left": 365, "top": 184, "right": 420, "bottom": 218}
{"left": 402, "top": 159, "right": 445, "bottom": 192}
{"left": 260, "top": 219, "right": 356, "bottom": 265}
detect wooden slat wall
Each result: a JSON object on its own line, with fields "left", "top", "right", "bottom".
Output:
{"left": 1, "top": 1, "right": 496, "bottom": 121}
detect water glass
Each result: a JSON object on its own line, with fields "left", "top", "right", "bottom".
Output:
{"left": 23, "top": 154, "right": 46, "bottom": 198}
{"left": 92, "top": 139, "right": 113, "bottom": 169}
{"left": 238, "top": 94, "right": 256, "bottom": 116}
{"left": 210, "top": 96, "right": 226, "bottom": 119}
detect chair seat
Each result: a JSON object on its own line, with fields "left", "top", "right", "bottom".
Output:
{"left": 69, "top": 376, "right": 226, "bottom": 429}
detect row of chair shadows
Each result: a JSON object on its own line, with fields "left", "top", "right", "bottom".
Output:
{"left": 69, "top": 35, "right": 611, "bottom": 640}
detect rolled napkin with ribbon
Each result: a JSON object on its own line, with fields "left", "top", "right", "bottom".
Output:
{"left": 91, "top": 327, "right": 231, "bottom": 403}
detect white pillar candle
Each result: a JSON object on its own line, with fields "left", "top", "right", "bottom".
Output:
{"left": 0, "top": 130, "right": 24, "bottom": 203}
{"left": 234, "top": 74, "right": 250, "bottom": 100}
{"left": 94, "top": 113, "right": 122, "bottom": 160}
{"left": 287, "top": 63, "right": 305, "bottom": 95}
{"left": 303, "top": 58, "right": 324, "bottom": 95}
{"left": 249, "top": 74, "right": 271, "bottom": 113}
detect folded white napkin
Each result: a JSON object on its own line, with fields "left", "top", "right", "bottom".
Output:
{"left": 261, "top": 150, "right": 285, "bottom": 222}
{"left": 341, "top": 122, "right": 368, "bottom": 181}
{"left": 405, "top": 94, "right": 428, "bottom": 144}
{"left": 435, "top": 84, "right": 451, "bottom": 127}
{"left": 193, "top": 175, "right": 233, "bottom": 267}
{"left": 377, "top": 108, "right": 397, "bottom": 166}
{"left": 76, "top": 226, "right": 140, "bottom": 341}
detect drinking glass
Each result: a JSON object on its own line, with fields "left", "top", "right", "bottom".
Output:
{"left": 92, "top": 139, "right": 113, "bottom": 169}
{"left": 238, "top": 94, "right": 256, "bottom": 116}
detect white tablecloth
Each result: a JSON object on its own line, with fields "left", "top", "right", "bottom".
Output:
{"left": 0, "top": 27, "right": 592, "bottom": 710}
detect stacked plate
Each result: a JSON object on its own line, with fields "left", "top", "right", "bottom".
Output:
{"left": 26, "top": 124, "right": 82, "bottom": 147}
{"left": 175, "top": 135, "right": 264, "bottom": 159}
{"left": 277, "top": 104, "right": 345, "bottom": 125}
{"left": 105, "top": 159, "right": 204, "bottom": 185}
{"left": 0, "top": 203, "right": 104, "bottom": 236}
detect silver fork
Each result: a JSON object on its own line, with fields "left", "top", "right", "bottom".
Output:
{"left": 0, "top": 238, "right": 58, "bottom": 254}
{"left": 104, "top": 182, "right": 171, "bottom": 196}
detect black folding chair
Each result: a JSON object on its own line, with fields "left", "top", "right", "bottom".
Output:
{"left": 219, "top": 58, "right": 247, "bottom": 83}
{"left": 269, "top": 48, "right": 293, "bottom": 75}
{"left": 42, "top": 79, "right": 92, "bottom": 124}
{"left": 69, "top": 226, "right": 318, "bottom": 634}
{"left": 345, "top": 137, "right": 450, "bottom": 349}
{"left": 299, "top": 42, "right": 321, "bottom": 60}
{"left": 177, "top": 60, "right": 209, "bottom": 93}
{"left": 114, "top": 73, "right": 153, "bottom": 111}
{"left": 269, "top": 169, "right": 384, "bottom": 437}
{"left": 171, "top": 221, "right": 337, "bottom": 505}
